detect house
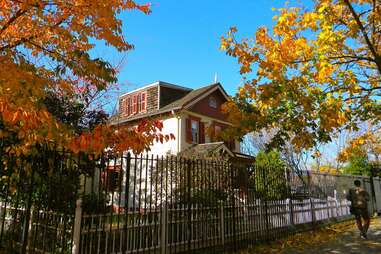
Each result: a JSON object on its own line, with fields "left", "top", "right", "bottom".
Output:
{"left": 111, "top": 81, "right": 250, "bottom": 159}
{"left": 103, "top": 81, "right": 254, "bottom": 211}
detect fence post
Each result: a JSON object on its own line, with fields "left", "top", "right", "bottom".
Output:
{"left": 219, "top": 201, "right": 225, "bottom": 246}
{"left": 285, "top": 168, "right": 294, "bottom": 227}
{"left": 21, "top": 165, "right": 35, "bottom": 254}
{"left": 230, "top": 163, "right": 237, "bottom": 250}
{"left": 288, "top": 199, "right": 295, "bottom": 226}
{"left": 72, "top": 174, "right": 84, "bottom": 254}
{"left": 187, "top": 159, "right": 192, "bottom": 252}
{"left": 160, "top": 202, "right": 168, "bottom": 254}
{"left": 307, "top": 172, "right": 316, "bottom": 226}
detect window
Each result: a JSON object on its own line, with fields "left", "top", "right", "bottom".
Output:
{"left": 191, "top": 120, "right": 199, "bottom": 144}
{"left": 102, "top": 165, "right": 122, "bottom": 192}
{"left": 208, "top": 96, "right": 217, "bottom": 108}
{"left": 123, "top": 91, "right": 147, "bottom": 116}
{"left": 186, "top": 116, "right": 204, "bottom": 144}
{"left": 211, "top": 122, "right": 236, "bottom": 151}
{"left": 212, "top": 122, "right": 223, "bottom": 142}
{"left": 214, "top": 125, "right": 222, "bottom": 136}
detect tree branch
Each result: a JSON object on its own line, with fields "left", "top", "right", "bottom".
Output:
{"left": 343, "top": 0, "right": 381, "bottom": 75}
{"left": 0, "top": 8, "right": 29, "bottom": 35}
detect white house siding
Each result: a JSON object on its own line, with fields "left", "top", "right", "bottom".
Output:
{"left": 147, "top": 116, "right": 180, "bottom": 156}
{"left": 106, "top": 112, "right": 242, "bottom": 210}
{"left": 108, "top": 116, "right": 180, "bottom": 209}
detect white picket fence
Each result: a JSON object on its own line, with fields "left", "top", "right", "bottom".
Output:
{"left": 78, "top": 197, "right": 351, "bottom": 254}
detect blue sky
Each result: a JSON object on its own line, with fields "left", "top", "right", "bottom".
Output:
{"left": 89, "top": 0, "right": 342, "bottom": 164}
{"left": 91, "top": 0, "right": 293, "bottom": 112}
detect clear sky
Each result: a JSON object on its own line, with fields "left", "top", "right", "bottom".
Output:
{"left": 90, "top": 0, "right": 341, "bottom": 165}
{"left": 90, "top": 0, "right": 292, "bottom": 112}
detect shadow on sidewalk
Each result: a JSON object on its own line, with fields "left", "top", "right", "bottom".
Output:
{"left": 285, "top": 218, "right": 381, "bottom": 254}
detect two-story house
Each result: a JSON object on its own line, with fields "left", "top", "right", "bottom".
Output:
{"left": 103, "top": 81, "right": 253, "bottom": 211}
{"left": 111, "top": 81, "right": 249, "bottom": 159}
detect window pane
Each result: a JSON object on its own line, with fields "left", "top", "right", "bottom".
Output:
{"left": 191, "top": 120, "right": 199, "bottom": 143}
{"left": 209, "top": 96, "right": 217, "bottom": 108}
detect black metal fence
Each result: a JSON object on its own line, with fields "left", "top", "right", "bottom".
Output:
{"left": 77, "top": 154, "right": 371, "bottom": 254}
{"left": 0, "top": 150, "right": 377, "bottom": 253}
{"left": 0, "top": 148, "right": 83, "bottom": 253}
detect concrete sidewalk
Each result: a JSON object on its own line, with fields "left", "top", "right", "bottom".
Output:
{"left": 284, "top": 218, "right": 381, "bottom": 254}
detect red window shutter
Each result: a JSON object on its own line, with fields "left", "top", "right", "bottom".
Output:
{"left": 186, "top": 118, "right": 192, "bottom": 143}
{"left": 199, "top": 122, "right": 205, "bottom": 144}
{"left": 141, "top": 92, "right": 146, "bottom": 111}
{"left": 137, "top": 93, "right": 141, "bottom": 112}
{"left": 127, "top": 97, "right": 131, "bottom": 116}
{"left": 133, "top": 95, "right": 137, "bottom": 113}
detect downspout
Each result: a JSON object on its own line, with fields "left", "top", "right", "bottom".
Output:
{"left": 177, "top": 116, "right": 180, "bottom": 154}
{"left": 173, "top": 110, "right": 181, "bottom": 154}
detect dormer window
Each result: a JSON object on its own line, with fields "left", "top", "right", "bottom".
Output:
{"left": 121, "top": 91, "right": 148, "bottom": 116}
{"left": 208, "top": 96, "right": 217, "bottom": 108}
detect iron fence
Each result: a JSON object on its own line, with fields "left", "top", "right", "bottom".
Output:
{"left": 77, "top": 154, "right": 367, "bottom": 254}
{"left": 0, "top": 149, "right": 377, "bottom": 254}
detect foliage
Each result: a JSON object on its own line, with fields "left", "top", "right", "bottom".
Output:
{"left": 43, "top": 90, "right": 109, "bottom": 134}
{"left": 343, "top": 154, "right": 372, "bottom": 176}
{"left": 254, "top": 150, "right": 285, "bottom": 168}
{"left": 82, "top": 193, "right": 109, "bottom": 214}
{"left": 314, "top": 164, "right": 341, "bottom": 174}
{"left": 339, "top": 126, "right": 381, "bottom": 163}
{"left": 246, "top": 220, "right": 356, "bottom": 254}
{"left": 221, "top": 0, "right": 381, "bottom": 151}
{"left": 150, "top": 158, "right": 231, "bottom": 206}
{"left": 0, "top": 0, "right": 172, "bottom": 159}
{"left": 250, "top": 151, "right": 289, "bottom": 200}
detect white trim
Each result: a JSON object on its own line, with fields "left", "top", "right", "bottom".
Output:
{"left": 216, "top": 144, "right": 235, "bottom": 157}
{"left": 183, "top": 85, "right": 230, "bottom": 109}
{"left": 120, "top": 81, "right": 159, "bottom": 97}
{"left": 159, "top": 81, "right": 193, "bottom": 91}
{"left": 177, "top": 115, "right": 181, "bottom": 153}
{"left": 196, "top": 142, "right": 235, "bottom": 157}
{"left": 120, "top": 81, "right": 192, "bottom": 97}
{"left": 182, "top": 110, "right": 233, "bottom": 126}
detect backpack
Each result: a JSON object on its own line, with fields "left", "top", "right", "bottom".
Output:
{"left": 349, "top": 187, "right": 369, "bottom": 209}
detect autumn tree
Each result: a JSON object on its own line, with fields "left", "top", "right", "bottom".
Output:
{"left": 338, "top": 122, "right": 381, "bottom": 177}
{"left": 343, "top": 155, "right": 372, "bottom": 176}
{"left": 0, "top": 0, "right": 169, "bottom": 158}
{"left": 221, "top": 0, "right": 381, "bottom": 151}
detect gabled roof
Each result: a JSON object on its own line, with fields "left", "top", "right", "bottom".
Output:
{"left": 179, "top": 142, "right": 234, "bottom": 159}
{"left": 179, "top": 142, "right": 255, "bottom": 161}
{"left": 159, "top": 83, "right": 223, "bottom": 112}
{"left": 111, "top": 82, "right": 229, "bottom": 125}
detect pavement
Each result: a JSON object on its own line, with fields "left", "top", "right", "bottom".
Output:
{"left": 284, "top": 217, "right": 381, "bottom": 254}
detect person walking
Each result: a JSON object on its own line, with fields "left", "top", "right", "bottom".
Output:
{"left": 346, "top": 180, "right": 370, "bottom": 239}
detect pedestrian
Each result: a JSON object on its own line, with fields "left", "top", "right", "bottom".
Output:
{"left": 346, "top": 180, "right": 370, "bottom": 239}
